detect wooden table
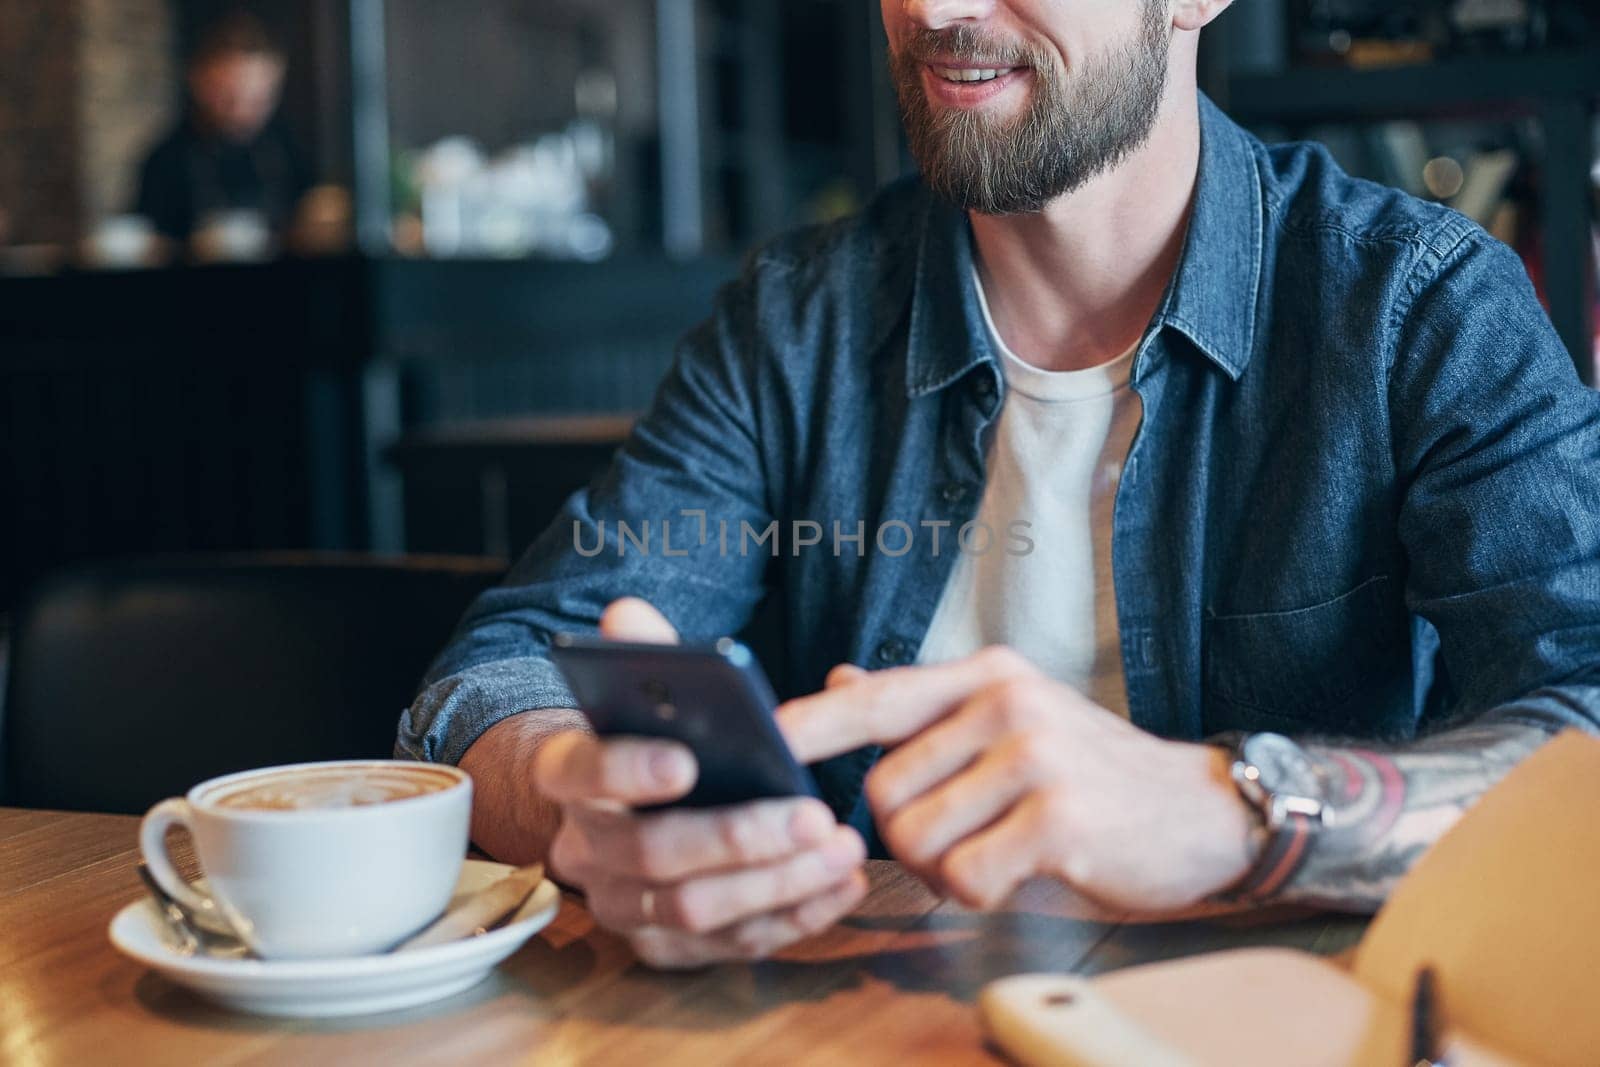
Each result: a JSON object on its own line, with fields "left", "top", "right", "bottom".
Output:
{"left": 0, "top": 808, "right": 1368, "bottom": 1065}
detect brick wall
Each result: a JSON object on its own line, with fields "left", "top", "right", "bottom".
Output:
{"left": 79, "top": 0, "right": 177, "bottom": 223}
{"left": 0, "top": 1, "right": 83, "bottom": 246}
{"left": 0, "top": 0, "right": 174, "bottom": 249}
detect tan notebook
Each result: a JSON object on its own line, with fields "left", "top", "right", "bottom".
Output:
{"left": 981, "top": 730, "right": 1600, "bottom": 1067}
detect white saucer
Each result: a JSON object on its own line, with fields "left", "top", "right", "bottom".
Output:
{"left": 109, "top": 859, "right": 561, "bottom": 1018}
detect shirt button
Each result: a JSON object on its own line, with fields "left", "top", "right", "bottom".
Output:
{"left": 973, "top": 374, "right": 997, "bottom": 404}
{"left": 875, "top": 638, "right": 912, "bottom": 664}
{"left": 939, "top": 482, "right": 970, "bottom": 504}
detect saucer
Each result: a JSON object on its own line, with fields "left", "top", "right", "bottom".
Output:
{"left": 109, "top": 859, "right": 561, "bottom": 1017}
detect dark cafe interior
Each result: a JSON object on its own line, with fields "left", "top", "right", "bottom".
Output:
{"left": 3, "top": 0, "right": 1600, "bottom": 1063}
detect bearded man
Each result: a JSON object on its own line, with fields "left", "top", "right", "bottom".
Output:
{"left": 399, "top": 0, "right": 1600, "bottom": 968}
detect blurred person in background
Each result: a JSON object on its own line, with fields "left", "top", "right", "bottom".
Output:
{"left": 134, "top": 11, "right": 313, "bottom": 258}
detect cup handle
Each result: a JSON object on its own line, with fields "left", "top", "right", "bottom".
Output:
{"left": 139, "top": 798, "right": 224, "bottom": 923}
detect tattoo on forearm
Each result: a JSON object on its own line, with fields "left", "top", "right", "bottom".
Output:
{"left": 1280, "top": 721, "right": 1553, "bottom": 911}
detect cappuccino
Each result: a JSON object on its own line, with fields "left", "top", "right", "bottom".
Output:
{"left": 210, "top": 765, "right": 460, "bottom": 812}
{"left": 142, "top": 760, "right": 472, "bottom": 958}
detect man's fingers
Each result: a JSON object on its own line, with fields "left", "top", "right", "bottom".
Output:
{"left": 571, "top": 796, "right": 836, "bottom": 881}
{"left": 533, "top": 730, "right": 697, "bottom": 805}
{"left": 940, "top": 798, "right": 1047, "bottom": 910}
{"left": 716, "top": 868, "right": 869, "bottom": 954}
{"left": 778, "top": 645, "right": 1038, "bottom": 764}
{"left": 879, "top": 743, "right": 1031, "bottom": 868}
{"left": 599, "top": 597, "right": 681, "bottom": 643}
{"left": 585, "top": 826, "right": 865, "bottom": 933}
{"left": 825, "top": 663, "right": 869, "bottom": 689}
{"left": 788, "top": 867, "right": 870, "bottom": 931}
{"left": 537, "top": 600, "right": 681, "bottom": 805}
{"left": 864, "top": 688, "right": 1009, "bottom": 814}
{"left": 627, "top": 869, "right": 869, "bottom": 969}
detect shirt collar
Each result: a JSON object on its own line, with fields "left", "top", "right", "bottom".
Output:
{"left": 905, "top": 94, "right": 1264, "bottom": 397}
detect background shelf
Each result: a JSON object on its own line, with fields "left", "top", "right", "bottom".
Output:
{"left": 1225, "top": 50, "right": 1600, "bottom": 123}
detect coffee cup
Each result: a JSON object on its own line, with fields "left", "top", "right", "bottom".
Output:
{"left": 191, "top": 209, "right": 273, "bottom": 263}
{"left": 139, "top": 760, "right": 471, "bottom": 959}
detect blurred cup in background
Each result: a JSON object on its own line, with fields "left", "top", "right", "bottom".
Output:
{"left": 85, "top": 215, "right": 161, "bottom": 270}
{"left": 192, "top": 209, "right": 274, "bottom": 264}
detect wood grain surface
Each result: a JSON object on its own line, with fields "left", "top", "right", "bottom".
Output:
{"left": 0, "top": 808, "right": 1368, "bottom": 1066}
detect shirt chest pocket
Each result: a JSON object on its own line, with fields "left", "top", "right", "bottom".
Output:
{"left": 1203, "top": 575, "right": 1413, "bottom": 735}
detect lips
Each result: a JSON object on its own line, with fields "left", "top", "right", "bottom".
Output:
{"left": 931, "top": 65, "right": 1019, "bottom": 83}
{"left": 919, "top": 63, "right": 1031, "bottom": 108}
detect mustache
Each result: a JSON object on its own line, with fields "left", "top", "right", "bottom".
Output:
{"left": 899, "top": 25, "right": 1042, "bottom": 68}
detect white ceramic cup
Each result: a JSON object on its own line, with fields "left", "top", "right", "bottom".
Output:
{"left": 191, "top": 209, "right": 273, "bottom": 263}
{"left": 139, "top": 760, "right": 471, "bottom": 960}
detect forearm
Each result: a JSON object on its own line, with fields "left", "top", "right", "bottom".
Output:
{"left": 1279, "top": 719, "right": 1556, "bottom": 911}
{"left": 458, "top": 708, "right": 588, "bottom": 867}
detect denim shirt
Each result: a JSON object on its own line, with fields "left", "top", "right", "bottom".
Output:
{"left": 398, "top": 97, "right": 1600, "bottom": 826}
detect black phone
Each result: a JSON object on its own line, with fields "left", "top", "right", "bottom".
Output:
{"left": 548, "top": 633, "right": 820, "bottom": 809}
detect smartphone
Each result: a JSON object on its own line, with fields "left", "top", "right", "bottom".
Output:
{"left": 548, "top": 633, "right": 820, "bottom": 809}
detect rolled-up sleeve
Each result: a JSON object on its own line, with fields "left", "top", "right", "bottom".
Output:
{"left": 397, "top": 657, "right": 576, "bottom": 765}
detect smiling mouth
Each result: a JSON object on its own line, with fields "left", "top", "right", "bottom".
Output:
{"left": 930, "top": 65, "right": 1022, "bottom": 83}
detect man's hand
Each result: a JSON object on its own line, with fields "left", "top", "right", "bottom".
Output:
{"left": 530, "top": 599, "right": 868, "bottom": 969}
{"left": 780, "top": 646, "right": 1258, "bottom": 912}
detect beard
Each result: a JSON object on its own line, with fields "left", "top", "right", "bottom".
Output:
{"left": 892, "top": 6, "right": 1171, "bottom": 215}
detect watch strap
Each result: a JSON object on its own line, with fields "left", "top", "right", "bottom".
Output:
{"left": 1208, "top": 732, "right": 1324, "bottom": 905}
{"left": 1220, "top": 809, "right": 1317, "bottom": 903}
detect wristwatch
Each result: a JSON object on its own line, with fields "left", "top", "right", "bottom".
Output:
{"left": 1215, "top": 732, "right": 1333, "bottom": 903}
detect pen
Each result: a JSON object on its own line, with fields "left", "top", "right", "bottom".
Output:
{"left": 1408, "top": 965, "right": 1450, "bottom": 1067}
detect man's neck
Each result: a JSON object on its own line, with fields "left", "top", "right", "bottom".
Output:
{"left": 969, "top": 85, "right": 1202, "bottom": 373}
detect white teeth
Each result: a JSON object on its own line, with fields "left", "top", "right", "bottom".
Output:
{"left": 935, "top": 67, "right": 1012, "bottom": 83}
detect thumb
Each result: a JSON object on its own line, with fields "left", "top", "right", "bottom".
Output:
{"left": 825, "top": 663, "right": 869, "bottom": 689}
{"left": 599, "top": 597, "right": 680, "bottom": 644}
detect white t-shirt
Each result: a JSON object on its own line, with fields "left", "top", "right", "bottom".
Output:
{"left": 916, "top": 268, "right": 1143, "bottom": 719}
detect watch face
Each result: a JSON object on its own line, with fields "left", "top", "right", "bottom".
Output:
{"left": 1241, "top": 733, "right": 1325, "bottom": 801}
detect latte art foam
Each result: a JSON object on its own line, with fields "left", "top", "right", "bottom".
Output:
{"left": 210, "top": 766, "right": 459, "bottom": 812}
